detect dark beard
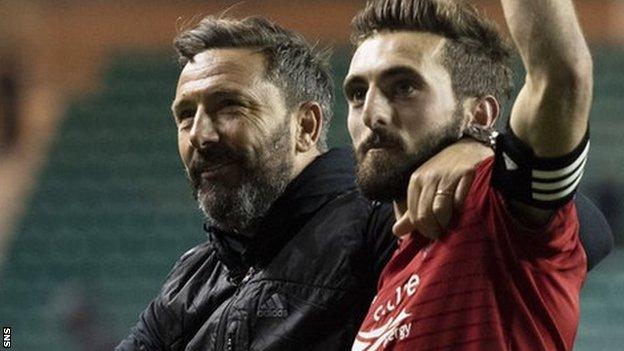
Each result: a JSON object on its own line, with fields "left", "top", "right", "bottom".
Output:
{"left": 355, "top": 119, "right": 462, "bottom": 202}
{"left": 188, "top": 121, "right": 293, "bottom": 235}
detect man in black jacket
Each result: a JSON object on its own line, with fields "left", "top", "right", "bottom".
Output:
{"left": 116, "top": 15, "right": 611, "bottom": 351}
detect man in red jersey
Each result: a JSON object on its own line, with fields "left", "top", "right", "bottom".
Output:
{"left": 345, "top": 0, "right": 593, "bottom": 350}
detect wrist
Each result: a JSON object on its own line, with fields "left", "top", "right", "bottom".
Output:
{"left": 462, "top": 124, "right": 498, "bottom": 150}
{"left": 455, "top": 136, "right": 495, "bottom": 159}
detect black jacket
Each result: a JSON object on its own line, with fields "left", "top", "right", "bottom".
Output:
{"left": 116, "top": 149, "right": 396, "bottom": 350}
{"left": 116, "top": 149, "right": 612, "bottom": 351}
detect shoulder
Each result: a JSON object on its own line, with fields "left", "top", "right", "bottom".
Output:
{"left": 313, "top": 190, "right": 395, "bottom": 265}
{"left": 315, "top": 190, "right": 394, "bottom": 233}
{"left": 160, "top": 240, "right": 220, "bottom": 298}
{"left": 461, "top": 157, "right": 582, "bottom": 252}
{"left": 316, "top": 190, "right": 386, "bottom": 220}
{"left": 171, "top": 240, "right": 215, "bottom": 273}
{"left": 331, "top": 190, "right": 393, "bottom": 216}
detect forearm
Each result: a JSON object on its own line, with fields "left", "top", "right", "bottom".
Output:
{"left": 501, "top": 0, "right": 592, "bottom": 156}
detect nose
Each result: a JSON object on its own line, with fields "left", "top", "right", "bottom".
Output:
{"left": 362, "top": 87, "right": 392, "bottom": 130}
{"left": 189, "top": 107, "right": 219, "bottom": 150}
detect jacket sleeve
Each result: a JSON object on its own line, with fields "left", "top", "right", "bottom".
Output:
{"left": 115, "top": 246, "right": 202, "bottom": 351}
{"left": 115, "top": 299, "right": 169, "bottom": 351}
{"left": 576, "top": 192, "right": 614, "bottom": 270}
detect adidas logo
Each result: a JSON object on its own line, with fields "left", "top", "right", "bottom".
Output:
{"left": 257, "top": 293, "right": 288, "bottom": 318}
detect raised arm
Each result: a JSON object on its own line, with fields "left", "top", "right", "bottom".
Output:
{"left": 498, "top": 0, "right": 593, "bottom": 226}
{"left": 502, "top": 0, "right": 592, "bottom": 157}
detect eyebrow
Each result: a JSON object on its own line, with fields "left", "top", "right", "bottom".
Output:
{"left": 171, "top": 89, "right": 252, "bottom": 114}
{"left": 344, "top": 65, "right": 426, "bottom": 93}
{"left": 380, "top": 65, "right": 426, "bottom": 86}
{"left": 171, "top": 99, "right": 187, "bottom": 114}
{"left": 343, "top": 75, "right": 366, "bottom": 94}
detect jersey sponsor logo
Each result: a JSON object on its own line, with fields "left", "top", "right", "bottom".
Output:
{"left": 352, "top": 309, "right": 412, "bottom": 351}
{"left": 352, "top": 274, "right": 420, "bottom": 351}
{"left": 257, "top": 293, "right": 288, "bottom": 318}
{"left": 373, "top": 274, "right": 420, "bottom": 322}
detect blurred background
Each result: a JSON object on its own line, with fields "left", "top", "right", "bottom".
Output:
{"left": 0, "top": 0, "right": 622, "bottom": 350}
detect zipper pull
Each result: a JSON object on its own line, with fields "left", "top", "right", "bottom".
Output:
{"left": 241, "top": 266, "right": 256, "bottom": 285}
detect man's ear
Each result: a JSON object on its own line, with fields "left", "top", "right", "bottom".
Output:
{"left": 295, "top": 102, "right": 323, "bottom": 152}
{"left": 468, "top": 95, "right": 500, "bottom": 128}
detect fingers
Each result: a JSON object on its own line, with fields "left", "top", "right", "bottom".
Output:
{"left": 432, "top": 190, "right": 453, "bottom": 230}
{"left": 393, "top": 214, "right": 414, "bottom": 237}
{"left": 414, "top": 179, "right": 444, "bottom": 239}
{"left": 397, "top": 172, "right": 449, "bottom": 239}
{"left": 393, "top": 174, "right": 422, "bottom": 237}
{"left": 399, "top": 174, "right": 458, "bottom": 239}
{"left": 398, "top": 140, "right": 486, "bottom": 239}
{"left": 454, "top": 170, "right": 475, "bottom": 212}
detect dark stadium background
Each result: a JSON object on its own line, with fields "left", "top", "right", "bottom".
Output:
{"left": 0, "top": 1, "right": 622, "bottom": 350}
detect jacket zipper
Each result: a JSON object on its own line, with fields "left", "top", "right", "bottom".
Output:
{"left": 216, "top": 266, "right": 256, "bottom": 350}
{"left": 226, "top": 331, "right": 235, "bottom": 351}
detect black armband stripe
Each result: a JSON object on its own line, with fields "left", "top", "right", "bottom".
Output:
{"left": 530, "top": 141, "right": 590, "bottom": 201}
{"left": 493, "top": 127, "right": 590, "bottom": 209}
{"left": 531, "top": 140, "right": 590, "bottom": 179}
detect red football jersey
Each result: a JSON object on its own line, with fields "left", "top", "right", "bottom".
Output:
{"left": 353, "top": 157, "right": 586, "bottom": 351}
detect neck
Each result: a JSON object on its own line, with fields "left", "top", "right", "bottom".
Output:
{"left": 291, "top": 148, "right": 321, "bottom": 181}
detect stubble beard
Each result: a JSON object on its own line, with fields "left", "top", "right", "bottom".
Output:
{"left": 190, "top": 122, "right": 294, "bottom": 235}
{"left": 355, "top": 118, "right": 463, "bottom": 202}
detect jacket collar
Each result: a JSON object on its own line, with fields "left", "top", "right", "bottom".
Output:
{"left": 206, "top": 148, "right": 356, "bottom": 273}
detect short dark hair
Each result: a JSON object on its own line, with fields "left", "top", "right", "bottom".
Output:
{"left": 174, "top": 16, "right": 334, "bottom": 150}
{"left": 351, "top": 0, "right": 513, "bottom": 105}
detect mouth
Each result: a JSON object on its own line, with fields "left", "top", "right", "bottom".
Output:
{"left": 197, "top": 162, "right": 236, "bottom": 180}
{"left": 359, "top": 131, "right": 405, "bottom": 157}
{"left": 362, "top": 143, "right": 399, "bottom": 155}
